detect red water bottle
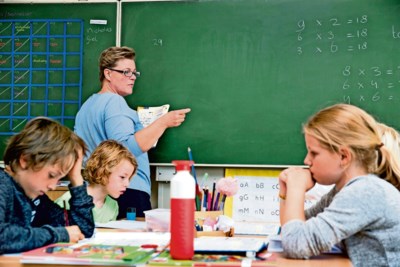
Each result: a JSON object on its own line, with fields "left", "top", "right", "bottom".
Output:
{"left": 170, "top": 160, "right": 195, "bottom": 260}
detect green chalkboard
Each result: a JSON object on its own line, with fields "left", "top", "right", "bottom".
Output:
{"left": 122, "top": 0, "right": 400, "bottom": 165}
{"left": 0, "top": 3, "right": 116, "bottom": 158}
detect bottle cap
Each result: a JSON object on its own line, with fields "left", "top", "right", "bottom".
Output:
{"left": 172, "top": 160, "right": 194, "bottom": 171}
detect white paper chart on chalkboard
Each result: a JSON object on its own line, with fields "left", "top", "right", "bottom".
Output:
{"left": 230, "top": 173, "right": 333, "bottom": 224}
{"left": 232, "top": 176, "right": 280, "bottom": 223}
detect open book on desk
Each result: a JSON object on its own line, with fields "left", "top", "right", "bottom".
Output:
{"left": 21, "top": 232, "right": 170, "bottom": 266}
{"left": 21, "top": 243, "right": 153, "bottom": 266}
{"left": 137, "top": 104, "right": 169, "bottom": 147}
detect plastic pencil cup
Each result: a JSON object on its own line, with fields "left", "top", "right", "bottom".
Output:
{"left": 126, "top": 207, "right": 136, "bottom": 221}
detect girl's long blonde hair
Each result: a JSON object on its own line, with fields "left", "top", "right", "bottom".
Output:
{"left": 304, "top": 104, "right": 400, "bottom": 190}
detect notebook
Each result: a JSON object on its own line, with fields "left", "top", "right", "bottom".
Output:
{"left": 194, "top": 236, "right": 268, "bottom": 257}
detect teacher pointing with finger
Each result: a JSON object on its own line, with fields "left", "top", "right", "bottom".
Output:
{"left": 74, "top": 46, "right": 191, "bottom": 218}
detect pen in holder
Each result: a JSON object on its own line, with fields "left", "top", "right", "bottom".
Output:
{"left": 194, "top": 211, "right": 234, "bottom": 237}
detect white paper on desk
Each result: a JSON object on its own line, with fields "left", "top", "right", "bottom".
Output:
{"left": 2, "top": 253, "right": 21, "bottom": 257}
{"left": 95, "top": 220, "right": 147, "bottom": 231}
{"left": 81, "top": 231, "right": 170, "bottom": 247}
{"left": 235, "top": 221, "right": 280, "bottom": 236}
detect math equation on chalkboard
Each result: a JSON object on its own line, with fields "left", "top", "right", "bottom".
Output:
{"left": 294, "top": 13, "right": 400, "bottom": 104}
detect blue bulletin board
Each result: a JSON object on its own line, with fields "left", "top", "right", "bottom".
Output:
{"left": 0, "top": 19, "right": 83, "bottom": 135}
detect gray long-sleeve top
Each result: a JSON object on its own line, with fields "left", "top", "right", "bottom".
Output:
{"left": 281, "top": 174, "right": 400, "bottom": 267}
{"left": 0, "top": 169, "right": 95, "bottom": 254}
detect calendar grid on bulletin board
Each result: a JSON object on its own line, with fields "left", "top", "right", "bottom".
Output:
{"left": 0, "top": 18, "right": 83, "bottom": 134}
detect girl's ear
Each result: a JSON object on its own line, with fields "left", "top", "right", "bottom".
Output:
{"left": 339, "top": 146, "right": 352, "bottom": 167}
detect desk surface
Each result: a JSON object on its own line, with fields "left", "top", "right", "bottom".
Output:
{"left": 0, "top": 228, "right": 352, "bottom": 267}
{"left": 0, "top": 252, "right": 352, "bottom": 267}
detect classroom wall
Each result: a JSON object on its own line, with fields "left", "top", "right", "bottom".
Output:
{"left": 3, "top": 0, "right": 400, "bottom": 167}
{"left": 2, "top": 0, "right": 400, "bottom": 212}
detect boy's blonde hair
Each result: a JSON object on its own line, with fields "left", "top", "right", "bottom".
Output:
{"left": 3, "top": 117, "right": 86, "bottom": 174}
{"left": 304, "top": 104, "right": 400, "bottom": 190}
{"left": 84, "top": 140, "right": 137, "bottom": 186}
{"left": 99, "top": 46, "right": 136, "bottom": 83}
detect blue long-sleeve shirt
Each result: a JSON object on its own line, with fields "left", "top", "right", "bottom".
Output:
{"left": 0, "top": 169, "right": 95, "bottom": 254}
{"left": 281, "top": 174, "right": 400, "bottom": 267}
{"left": 74, "top": 92, "right": 150, "bottom": 195}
